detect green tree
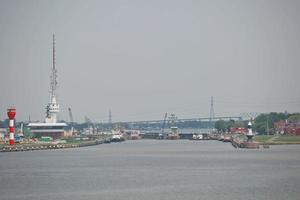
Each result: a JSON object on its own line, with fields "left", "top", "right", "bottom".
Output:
{"left": 226, "top": 120, "right": 235, "bottom": 131}
{"left": 287, "top": 113, "right": 300, "bottom": 122}
{"left": 215, "top": 120, "right": 227, "bottom": 132}
{"left": 253, "top": 112, "right": 289, "bottom": 134}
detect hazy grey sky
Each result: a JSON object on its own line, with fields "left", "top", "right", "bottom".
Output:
{"left": 0, "top": 0, "right": 299, "bottom": 122}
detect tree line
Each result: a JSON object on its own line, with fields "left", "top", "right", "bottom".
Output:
{"left": 214, "top": 112, "right": 300, "bottom": 134}
{"left": 1, "top": 112, "right": 299, "bottom": 135}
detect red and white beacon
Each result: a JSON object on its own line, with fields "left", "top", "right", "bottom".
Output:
{"left": 7, "top": 107, "right": 16, "bottom": 145}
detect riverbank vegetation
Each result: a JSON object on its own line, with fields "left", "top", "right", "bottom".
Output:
{"left": 254, "top": 135, "right": 300, "bottom": 144}
{"left": 214, "top": 112, "right": 300, "bottom": 134}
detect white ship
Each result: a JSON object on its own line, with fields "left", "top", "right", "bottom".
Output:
{"left": 111, "top": 129, "right": 125, "bottom": 142}
{"left": 166, "top": 114, "right": 180, "bottom": 139}
{"left": 167, "top": 126, "right": 180, "bottom": 140}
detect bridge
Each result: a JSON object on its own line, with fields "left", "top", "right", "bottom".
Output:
{"left": 96, "top": 116, "right": 243, "bottom": 130}
{"left": 120, "top": 116, "right": 243, "bottom": 125}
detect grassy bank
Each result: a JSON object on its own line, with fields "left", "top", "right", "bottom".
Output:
{"left": 253, "top": 135, "right": 274, "bottom": 143}
{"left": 0, "top": 135, "right": 111, "bottom": 150}
{"left": 254, "top": 135, "right": 300, "bottom": 145}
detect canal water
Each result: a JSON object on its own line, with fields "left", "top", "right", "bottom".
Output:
{"left": 0, "top": 140, "right": 300, "bottom": 200}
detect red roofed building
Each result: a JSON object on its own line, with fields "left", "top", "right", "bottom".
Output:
{"left": 274, "top": 120, "right": 287, "bottom": 134}
{"left": 274, "top": 120, "right": 300, "bottom": 136}
{"left": 230, "top": 127, "right": 247, "bottom": 135}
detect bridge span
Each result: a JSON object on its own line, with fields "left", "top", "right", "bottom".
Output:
{"left": 120, "top": 116, "right": 243, "bottom": 125}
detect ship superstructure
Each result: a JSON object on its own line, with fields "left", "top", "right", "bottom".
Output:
{"left": 28, "top": 35, "right": 67, "bottom": 139}
{"left": 167, "top": 114, "right": 180, "bottom": 139}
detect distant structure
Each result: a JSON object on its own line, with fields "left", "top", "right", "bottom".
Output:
{"left": 108, "top": 109, "right": 112, "bottom": 129}
{"left": 28, "top": 35, "right": 67, "bottom": 139}
{"left": 240, "top": 112, "right": 260, "bottom": 120}
{"left": 209, "top": 96, "right": 215, "bottom": 129}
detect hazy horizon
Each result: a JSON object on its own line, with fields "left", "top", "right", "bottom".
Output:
{"left": 0, "top": 0, "right": 299, "bottom": 123}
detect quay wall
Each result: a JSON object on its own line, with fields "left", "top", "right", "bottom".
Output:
{"left": 0, "top": 139, "right": 106, "bottom": 152}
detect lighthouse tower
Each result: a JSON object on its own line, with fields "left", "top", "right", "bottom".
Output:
{"left": 45, "top": 34, "right": 59, "bottom": 123}
{"left": 7, "top": 108, "right": 16, "bottom": 145}
{"left": 246, "top": 121, "right": 254, "bottom": 142}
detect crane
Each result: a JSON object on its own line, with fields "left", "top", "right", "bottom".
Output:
{"left": 68, "top": 108, "right": 74, "bottom": 123}
{"left": 68, "top": 107, "right": 74, "bottom": 135}
{"left": 160, "top": 113, "right": 168, "bottom": 139}
{"left": 84, "top": 116, "right": 96, "bottom": 134}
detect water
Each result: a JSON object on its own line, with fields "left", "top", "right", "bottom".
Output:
{"left": 0, "top": 140, "right": 300, "bottom": 200}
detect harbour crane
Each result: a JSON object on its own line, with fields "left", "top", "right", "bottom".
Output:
{"left": 85, "top": 116, "right": 96, "bottom": 134}
{"left": 68, "top": 108, "right": 74, "bottom": 123}
{"left": 160, "top": 113, "right": 168, "bottom": 139}
{"left": 68, "top": 107, "right": 75, "bottom": 135}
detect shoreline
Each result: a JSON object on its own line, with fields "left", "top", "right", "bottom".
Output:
{"left": 258, "top": 141, "right": 300, "bottom": 145}
{"left": 2, "top": 137, "right": 300, "bottom": 152}
{"left": 0, "top": 139, "right": 108, "bottom": 152}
